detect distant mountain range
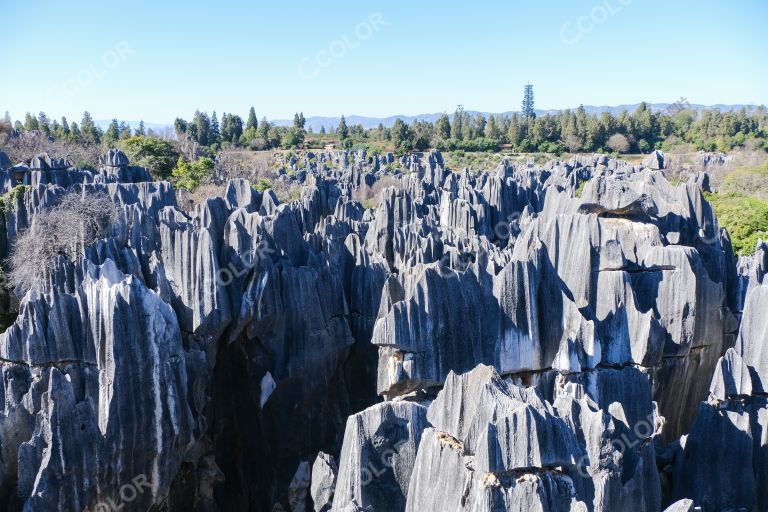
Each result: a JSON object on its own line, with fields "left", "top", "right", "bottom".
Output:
{"left": 96, "top": 103, "right": 760, "bottom": 134}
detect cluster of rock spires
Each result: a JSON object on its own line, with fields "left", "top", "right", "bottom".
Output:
{"left": 0, "top": 146, "right": 764, "bottom": 511}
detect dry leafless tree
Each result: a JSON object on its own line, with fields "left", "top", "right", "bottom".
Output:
{"left": 8, "top": 191, "right": 117, "bottom": 293}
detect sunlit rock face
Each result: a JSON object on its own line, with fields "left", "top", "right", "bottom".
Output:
{"left": 0, "top": 148, "right": 756, "bottom": 511}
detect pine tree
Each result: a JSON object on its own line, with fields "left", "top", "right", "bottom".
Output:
{"left": 105, "top": 119, "right": 120, "bottom": 143}
{"left": 2, "top": 111, "right": 10, "bottom": 123}
{"left": 293, "top": 112, "right": 306, "bottom": 130}
{"left": 174, "top": 118, "right": 188, "bottom": 138}
{"left": 192, "top": 110, "right": 211, "bottom": 146}
{"left": 23, "top": 112, "right": 39, "bottom": 132}
{"left": 61, "top": 117, "right": 71, "bottom": 136}
{"left": 337, "top": 115, "right": 349, "bottom": 140}
{"left": 485, "top": 115, "right": 499, "bottom": 140}
{"left": 320, "top": 125, "right": 326, "bottom": 134}
{"left": 118, "top": 121, "right": 131, "bottom": 139}
{"left": 473, "top": 113, "right": 487, "bottom": 139}
{"left": 220, "top": 113, "right": 232, "bottom": 142}
{"left": 256, "top": 117, "right": 269, "bottom": 140}
{"left": 507, "top": 114, "right": 522, "bottom": 147}
{"left": 69, "top": 122, "right": 81, "bottom": 141}
{"left": 38, "top": 111, "right": 51, "bottom": 136}
{"left": 136, "top": 120, "right": 146, "bottom": 136}
{"left": 521, "top": 83, "right": 535, "bottom": 119}
{"left": 211, "top": 111, "right": 221, "bottom": 143}
{"left": 452, "top": 106, "right": 464, "bottom": 139}
{"left": 81, "top": 111, "right": 99, "bottom": 143}
{"left": 436, "top": 113, "right": 451, "bottom": 140}
{"left": 246, "top": 107, "right": 258, "bottom": 131}
{"left": 391, "top": 118, "right": 412, "bottom": 150}
{"left": 229, "top": 115, "right": 243, "bottom": 142}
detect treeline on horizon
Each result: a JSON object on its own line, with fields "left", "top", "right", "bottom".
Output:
{"left": 2, "top": 102, "right": 768, "bottom": 256}
{"left": 3, "top": 102, "right": 767, "bottom": 158}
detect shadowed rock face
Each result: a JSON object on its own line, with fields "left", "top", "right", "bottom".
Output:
{"left": 0, "top": 148, "right": 759, "bottom": 511}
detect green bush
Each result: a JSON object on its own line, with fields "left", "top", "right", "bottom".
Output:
{"left": 436, "top": 137, "right": 499, "bottom": 152}
{"left": 0, "top": 185, "right": 32, "bottom": 212}
{"left": 119, "top": 135, "right": 180, "bottom": 180}
{"left": 171, "top": 156, "right": 214, "bottom": 191}
{"left": 253, "top": 178, "right": 272, "bottom": 192}
{"left": 705, "top": 191, "right": 768, "bottom": 255}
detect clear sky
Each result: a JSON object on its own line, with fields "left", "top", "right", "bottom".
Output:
{"left": 1, "top": 0, "right": 766, "bottom": 124}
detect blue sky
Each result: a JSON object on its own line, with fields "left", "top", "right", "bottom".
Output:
{"left": 1, "top": 0, "right": 766, "bottom": 124}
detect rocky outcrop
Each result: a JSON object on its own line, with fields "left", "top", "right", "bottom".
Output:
{"left": 331, "top": 402, "right": 428, "bottom": 511}
{"left": 0, "top": 151, "right": 11, "bottom": 171}
{"left": 0, "top": 148, "right": 757, "bottom": 511}
{"left": 5, "top": 258, "right": 194, "bottom": 511}
{"left": 670, "top": 249, "right": 768, "bottom": 510}
{"left": 311, "top": 452, "right": 337, "bottom": 512}
{"left": 643, "top": 150, "right": 665, "bottom": 170}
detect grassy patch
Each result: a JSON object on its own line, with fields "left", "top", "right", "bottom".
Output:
{"left": 719, "top": 161, "right": 768, "bottom": 199}
{"left": 705, "top": 191, "right": 768, "bottom": 256}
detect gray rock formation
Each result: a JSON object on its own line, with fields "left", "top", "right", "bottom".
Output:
{"left": 663, "top": 499, "right": 695, "bottom": 512}
{"left": 0, "top": 148, "right": 757, "bottom": 511}
{"left": 332, "top": 402, "right": 428, "bottom": 511}
{"left": 0, "top": 151, "right": 12, "bottom": 170}
{"left": 642, "top": 150, "right": 665, "bottom": 170}
{"left": 670, "top": 252, "right": 768, "bottom": 510}
{"left": 311, "top": 452, "right": 338, "bottom": 512}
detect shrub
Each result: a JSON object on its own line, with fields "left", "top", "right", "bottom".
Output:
{"left": 705, "top": 191, "right": 768, "bottom": 256}
{"left": 606, "top": 133, "right": 631, "bottom": 154}
{"left": 8, "top": 191, "right": 117, "bottom": 293}
{"left": 254, "top": 178, "right": 272, "bottom": 192}
{"left": 119, "top": 135, "right": 180, "bottom": 179}
{"left": 436, "top": 137, "right": 498, "bottom": 152}
{"left": 171, "top": 156, "right": 215, "bottom": 190}
{"left": 0, "top": 185, "right": 32, "bottom": 212}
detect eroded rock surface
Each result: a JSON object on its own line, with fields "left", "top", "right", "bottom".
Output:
{"left": 0, "top": 148, "right": 758, "bottom": 511}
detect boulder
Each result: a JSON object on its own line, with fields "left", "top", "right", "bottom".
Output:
{"left": 643, "top": 149, "right": 665, "bottom": 170}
